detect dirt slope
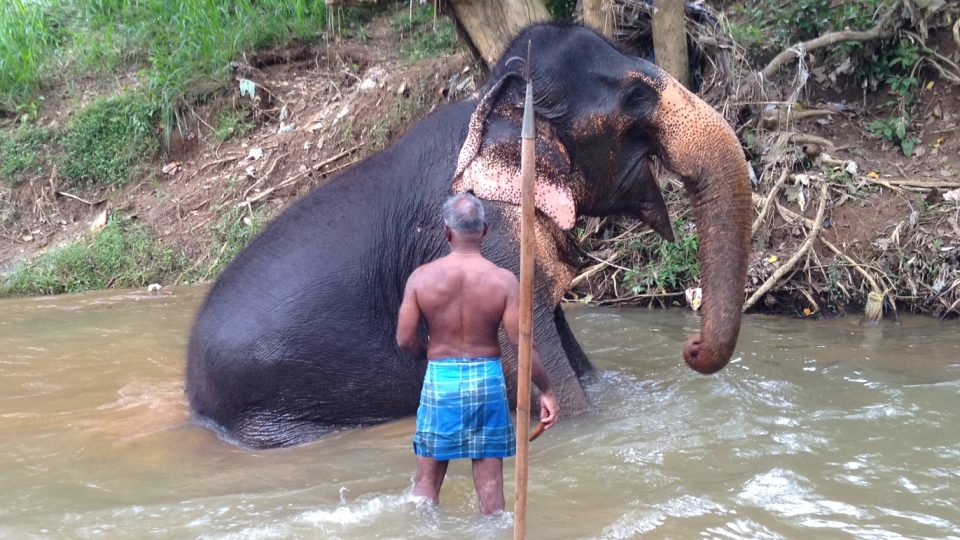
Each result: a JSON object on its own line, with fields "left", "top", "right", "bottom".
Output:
{"left": 0, "top": 15, "right": 479, "bottom": 273}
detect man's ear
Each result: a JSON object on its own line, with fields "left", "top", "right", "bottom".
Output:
{"left": 482, "top": 223, "right": 488, "bottom": 237}
{"left": 453, "top": 78, "right": 577, "bottom": 230}
{"left": 444, "top": 225, "right": 453, "bottom": 242}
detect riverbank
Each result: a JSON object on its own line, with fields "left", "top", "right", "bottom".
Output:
{"left": 1, "top": 1, "right": 958, "bottom": 319}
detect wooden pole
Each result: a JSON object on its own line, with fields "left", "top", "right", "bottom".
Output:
{"left": 513, "top": 40, "right": 535, "bottom": 540}
{"left": 652, "top": 0, "right": 690, "bottom": 87}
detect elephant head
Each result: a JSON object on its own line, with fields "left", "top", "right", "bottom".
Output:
{"left": 454, "top": 24, "right": 752, "bottom": 374}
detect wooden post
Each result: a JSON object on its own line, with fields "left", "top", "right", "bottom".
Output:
{"left": 582, "top": 0, "right": 616, "bottom": 40}
{"left": 652, "top": 0, "right": 689, "bottom": 88}
{"left": 514, "top": 40, "right": 535, "bottom": 540}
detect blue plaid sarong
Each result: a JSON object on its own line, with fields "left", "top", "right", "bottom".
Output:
{"left": 413, "top": 357, "right": 516, "bottom": 460}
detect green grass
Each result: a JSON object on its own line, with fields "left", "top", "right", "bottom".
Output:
{"left": 1, "top": 0, "right": 330, "bottom": 115}
{"left": 0, "top": 0, "right": 63, "bottom": 112}
{"left": 211, "top": 109, "right": 255, "bottom": 143}
{"left": 58, "top": 93, "right": 159, "bottom": 186}
{"left": 1, "top": 216, "right": 189, "bottom": 296}
{"left": 0, "top": 126, "right": 51, "bottom": 184}
{"left": 0, "top": 205, "right": 279, "bottom": 296}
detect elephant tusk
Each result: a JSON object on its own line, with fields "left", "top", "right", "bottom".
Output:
{"left": 528, "top": 422, "right": 545, "bottom": 442}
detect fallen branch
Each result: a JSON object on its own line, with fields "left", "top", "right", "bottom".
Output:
{"left": 859, "top": 175, "right": 905, "bottom": 193}
{"left": 881, "top": 178, "right": 960, "bottom": 189}
{"left": 752, "top": 168, "right": 789, "bottom": 236}
{"left": 571, "top": 252, "right": 622, "bottom": 288}
{"left": 244, "top": 148, "right": 362, "bottom": 205}
{"left": 788, "top": 133, "right": 835, "bottom": 148}
{"left": 821, "top": 237, "right": 883, "bottom": 294}
{"left": 55, "top": 191, "right": 97, "bottom": 205}
{"left": 774, "top": 200, "right": 893, "bottom": 316}
{"left": 242, "top": 153, "right": 285, "bottom": 201}
{"left": 582, "top": 250, "right": 633, "bottom": 273}
{"left": 944, "top": 295, "right": 960, "bottom": 318}
{"left": 596, "top": 291, "right": 684, "bottom": 306}
{"left": 187, "top": 153, "right": 244, "bottom": 182}
{"left": 761, "top": 108, "right": 837, "bottom": 127}
{"left": 744, "top": 181, "right": 827, "bottom": 311}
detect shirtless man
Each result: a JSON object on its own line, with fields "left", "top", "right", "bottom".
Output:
{"left": 396, "top": 192, "right": 560, "bottom": 515}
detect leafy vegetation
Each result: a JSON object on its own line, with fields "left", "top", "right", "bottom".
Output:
{"left": 1, "top": 217, "right": 189, "bottom": 296}
{"left": 392, "top": 4, "right": 460, "bottom": 60}
{"left": 725, "top": 0, "right": 886, "bottom": 63}
{"left": 0, "top": 0, "right": 62, "bottom": 112}
{"left": 864, "top": 39, "right": 925, "bottom": 156}
{"left": 726, "top": 0, "right": 930, "bottom": 155}
{"left": 623, "top": 224, "right": 700, "bottom": 294}
{"left": 58, "top": 93, "right": 159, "bottom": 186}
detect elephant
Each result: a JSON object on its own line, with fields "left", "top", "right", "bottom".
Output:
{"left": 186, "top": 23, "right": 752, "bottom": 448}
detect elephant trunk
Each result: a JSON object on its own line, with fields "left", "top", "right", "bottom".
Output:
{"left": 681, "top": 150, "right": 752, "bottom": 373}
{"left": 650, "top": 77, "right": 752, "bottom": 374}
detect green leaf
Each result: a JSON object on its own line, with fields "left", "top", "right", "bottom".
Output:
{"left": 895, "top": 120, "right": 906, "bottom": 140}
{"left": 901, "top": 137, "right": 917, "bottom": 157}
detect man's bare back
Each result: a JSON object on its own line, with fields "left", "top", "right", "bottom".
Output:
{"left": 401, "top": 252, "right": 518, "bottom": 360}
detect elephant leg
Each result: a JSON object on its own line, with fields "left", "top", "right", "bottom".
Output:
{"left": 554, "top": 306, "right": 593, "bottom": 378}
{"left": 499, "top": 302, "right": 591, "bottom": 419}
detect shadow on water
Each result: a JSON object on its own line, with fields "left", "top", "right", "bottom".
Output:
{"left": 1, "top": 289, "right": 958, "bottom": 538}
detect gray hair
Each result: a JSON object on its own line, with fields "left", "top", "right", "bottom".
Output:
{"left": 443, "top": 192, "right": 485, "bottom": 235}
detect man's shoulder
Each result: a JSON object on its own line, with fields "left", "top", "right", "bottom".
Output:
{"left": 411, "top": 260, "right": 442, "bottom": 277}
{"left": 487, "top": 264, "right": 518, "bottom": 290}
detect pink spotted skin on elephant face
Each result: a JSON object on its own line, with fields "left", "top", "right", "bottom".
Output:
{"left": 454, "top": 154, "right": 577, "bottom": 230}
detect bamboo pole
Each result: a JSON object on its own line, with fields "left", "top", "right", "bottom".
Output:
{"left": 514, "top": 40, "right": 535, "bottom": 540}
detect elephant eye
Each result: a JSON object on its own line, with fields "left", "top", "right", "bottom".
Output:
{"left": 621, "top": 84, "right": 657, "bottom": 119}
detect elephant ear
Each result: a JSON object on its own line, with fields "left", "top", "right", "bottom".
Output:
{"left": 453, "top": 78, "right": 577, "bottom": 230}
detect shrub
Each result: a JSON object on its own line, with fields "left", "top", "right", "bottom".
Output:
{"left": 623, "top": 224, "right": 701, "bottom": 294}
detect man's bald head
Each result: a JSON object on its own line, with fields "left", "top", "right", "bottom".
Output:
{"left": 443, "top": 192, "right": 486, "bottom": 236}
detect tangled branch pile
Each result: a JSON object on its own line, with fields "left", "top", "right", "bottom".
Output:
{"left": 570, "top": 0, "right": 960, "bottom": 319}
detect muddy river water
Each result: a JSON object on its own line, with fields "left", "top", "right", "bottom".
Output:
{"left": 1, "top": 287, "right": 958, "bottom": 539}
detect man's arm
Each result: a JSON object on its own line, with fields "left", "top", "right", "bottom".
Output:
{"left": 396, "top": 270, "right": 427, "bottom": 357}
{"left": 501, "top": 271, "right": 559, "bottom": 430}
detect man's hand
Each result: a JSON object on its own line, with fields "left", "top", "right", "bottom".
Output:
{"left": 538, "top": 391, "right": 559, "bottom": 430}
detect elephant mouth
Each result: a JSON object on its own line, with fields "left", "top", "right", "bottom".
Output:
{"left": 612, "top": 149, "right": 675, "bottom": 242}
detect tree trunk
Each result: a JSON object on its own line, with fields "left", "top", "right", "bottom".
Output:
{"left": 581, "top": 0, "right": 615, "bottom": 40}
{"left": 652, "top": 0, "right": 689, "bottom": 87}
{"left": 447, "top": 0, "right": 551, "bottom": 67}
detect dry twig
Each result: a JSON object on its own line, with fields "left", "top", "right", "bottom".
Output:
{"left": 744, "top": 181, "right": 828, "bottom": 311}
